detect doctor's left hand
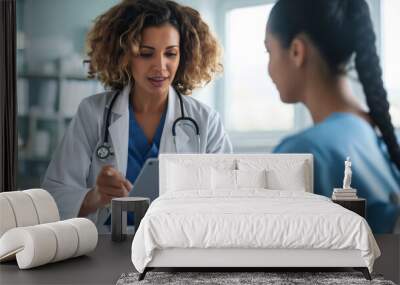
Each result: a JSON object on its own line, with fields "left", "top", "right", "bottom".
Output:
{"left": 79, "top": 165, "right": 133, "bottom": 216}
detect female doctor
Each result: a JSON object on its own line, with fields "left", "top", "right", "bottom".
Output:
{"left": 42, "top": 0, "right": 232, "bottom": 230}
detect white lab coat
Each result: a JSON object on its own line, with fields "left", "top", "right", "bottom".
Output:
{"left": 42, "top": 84, "right": 232, "bottom": 231}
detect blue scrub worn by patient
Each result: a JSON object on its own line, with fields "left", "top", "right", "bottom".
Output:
{"left": 104, "top": 102, "right": 166, "bottom": 226}
{"left": 274, "top": 112, "right": 400, "bottom": 233}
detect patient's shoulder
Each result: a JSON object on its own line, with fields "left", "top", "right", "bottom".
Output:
{"left": 273, "top": 121, "right": 342, "bottom": 154}
{"left": 274, "top": 112, "right": 373, "bottom": 154}
{"left": 273, "top": 130, "right": 321, "bottom": 154}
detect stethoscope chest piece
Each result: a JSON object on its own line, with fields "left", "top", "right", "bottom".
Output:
{"left": 96, "top": 144, "right": 113, "bottom": 160}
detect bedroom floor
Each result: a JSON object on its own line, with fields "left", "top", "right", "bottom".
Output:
{"left": 374, "top": 234, "right": 400, "bottom": 284}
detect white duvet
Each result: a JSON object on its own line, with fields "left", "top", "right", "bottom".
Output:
{"left": 131, "top": 190, "right": 380, "bottom": 273}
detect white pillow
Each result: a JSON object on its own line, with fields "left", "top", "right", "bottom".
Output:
{"left": 211, "top": 168, "right": 236, "bottom": 190}
{"left": 266, "top": 162, "right": 307, "bottom": 191}
{"left": 166, "top": 162, "right": 212, "bottom": 192}
{"left": 211, "top": 168, "right": 268, "bottom": 190}
{"left": 237, "top": 169, "right": 268, "bottom": 189}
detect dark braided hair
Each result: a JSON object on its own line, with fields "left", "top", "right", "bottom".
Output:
{"left": 267, "top": 0, "right": 400, "bottom": 170}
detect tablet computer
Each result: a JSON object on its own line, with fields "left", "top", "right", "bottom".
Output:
{"left": 129, "top": 158, "right": 159, "bottom": 202}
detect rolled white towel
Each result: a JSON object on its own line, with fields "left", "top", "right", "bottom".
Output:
{"left": 0, "top": 225, "right": 57, "bottom": 268}
{"left": 0, "top": 196, "right": 17, "bottom": 237}
{"left": 0, "top": 189, "right": 60, "bottom": 238}
{"left": 0, "top": 218, "right": 98, "bottom": 269}
{"left": 24, "top": 189, "right": 59, "bottom": 224}
{"left": 42, "top": 221, "right": 79, "bottom": 262}
{"left": 0, "top": 191, "right": 39, "bottom": 227}
{"left": 64, "top": 218, "right": 98, "bottom": 257}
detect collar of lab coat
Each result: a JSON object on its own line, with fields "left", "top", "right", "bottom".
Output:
{"left": 160, "top": 87, "right": 191, "bottom": 153}
{"left": 107, "top": 84, "right": 130, "bottom": 174}
{"left": 108, "top": 84, "right": 184, "bottom": 175}
{"left": 110, "top": 83, "right": 130, "bottom": 116}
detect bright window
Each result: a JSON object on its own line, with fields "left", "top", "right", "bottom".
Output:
{"left": 382, "top": 0, "right": 400, "bottom": 127}
{"left": 224, "top": 4, "right": 294, "bottom": 132}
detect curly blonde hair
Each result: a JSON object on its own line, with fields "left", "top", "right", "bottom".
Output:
{"left": 86, "top": 0, "right": 223, "bottom": 95}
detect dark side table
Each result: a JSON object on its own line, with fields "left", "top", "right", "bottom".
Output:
{"left": 111, "top": 197, "right": 150, "bottom": 242}
{"left": 332, "top": 198, "right": 366, "bottom": 218}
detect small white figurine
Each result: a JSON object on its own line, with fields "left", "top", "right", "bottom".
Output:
{"left": 342, "top": 157, "right": 352, "bottom": 189}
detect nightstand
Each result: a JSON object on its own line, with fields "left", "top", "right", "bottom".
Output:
{"left": 111, "top": 197, "right": 150, "bottom": 242}
{"left": 332, "top": 198, "right": 366, "bottom": 218}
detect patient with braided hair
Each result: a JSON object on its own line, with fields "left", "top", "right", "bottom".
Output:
{"left": 264, "top": 0, "right": 400, "bottom": 233}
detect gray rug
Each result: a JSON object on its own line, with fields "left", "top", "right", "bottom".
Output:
{"left": 116, "top": 271, "right": 396, "bottom": 285}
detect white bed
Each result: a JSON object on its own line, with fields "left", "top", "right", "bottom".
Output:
{"left": 131, "top": 154, "right": 380, "bottom": 280}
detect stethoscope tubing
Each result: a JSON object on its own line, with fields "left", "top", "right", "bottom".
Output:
{"left": 97, "top": 89, "right": 200, "bottom": 159}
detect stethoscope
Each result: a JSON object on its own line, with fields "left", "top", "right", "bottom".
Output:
{"left": 96, "top": 90, "right": 200, "bottom": 160}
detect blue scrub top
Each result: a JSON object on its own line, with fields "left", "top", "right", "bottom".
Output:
{"left": 126, "top": 103, "right": 166, "bottom": 184}
{"left": 105, "top": 102, "right": 166, "bottom": 226}
{"left": 273, "top": 112, "right": 400, "bottom": 233}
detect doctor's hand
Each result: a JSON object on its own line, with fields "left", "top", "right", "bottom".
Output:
{"left": 78, "top": 165, "right": 133, "bottom": 216}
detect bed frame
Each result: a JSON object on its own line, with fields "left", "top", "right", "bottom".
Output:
{"left": 138, "top": 154, "right": 372, "bottom": 281}
{"left": 138, "top": 248, "right": 371, "bottom": 280}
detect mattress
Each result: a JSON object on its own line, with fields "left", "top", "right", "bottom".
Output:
{"left": 131, "top": 190, "right": 380, "bottom": 273}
